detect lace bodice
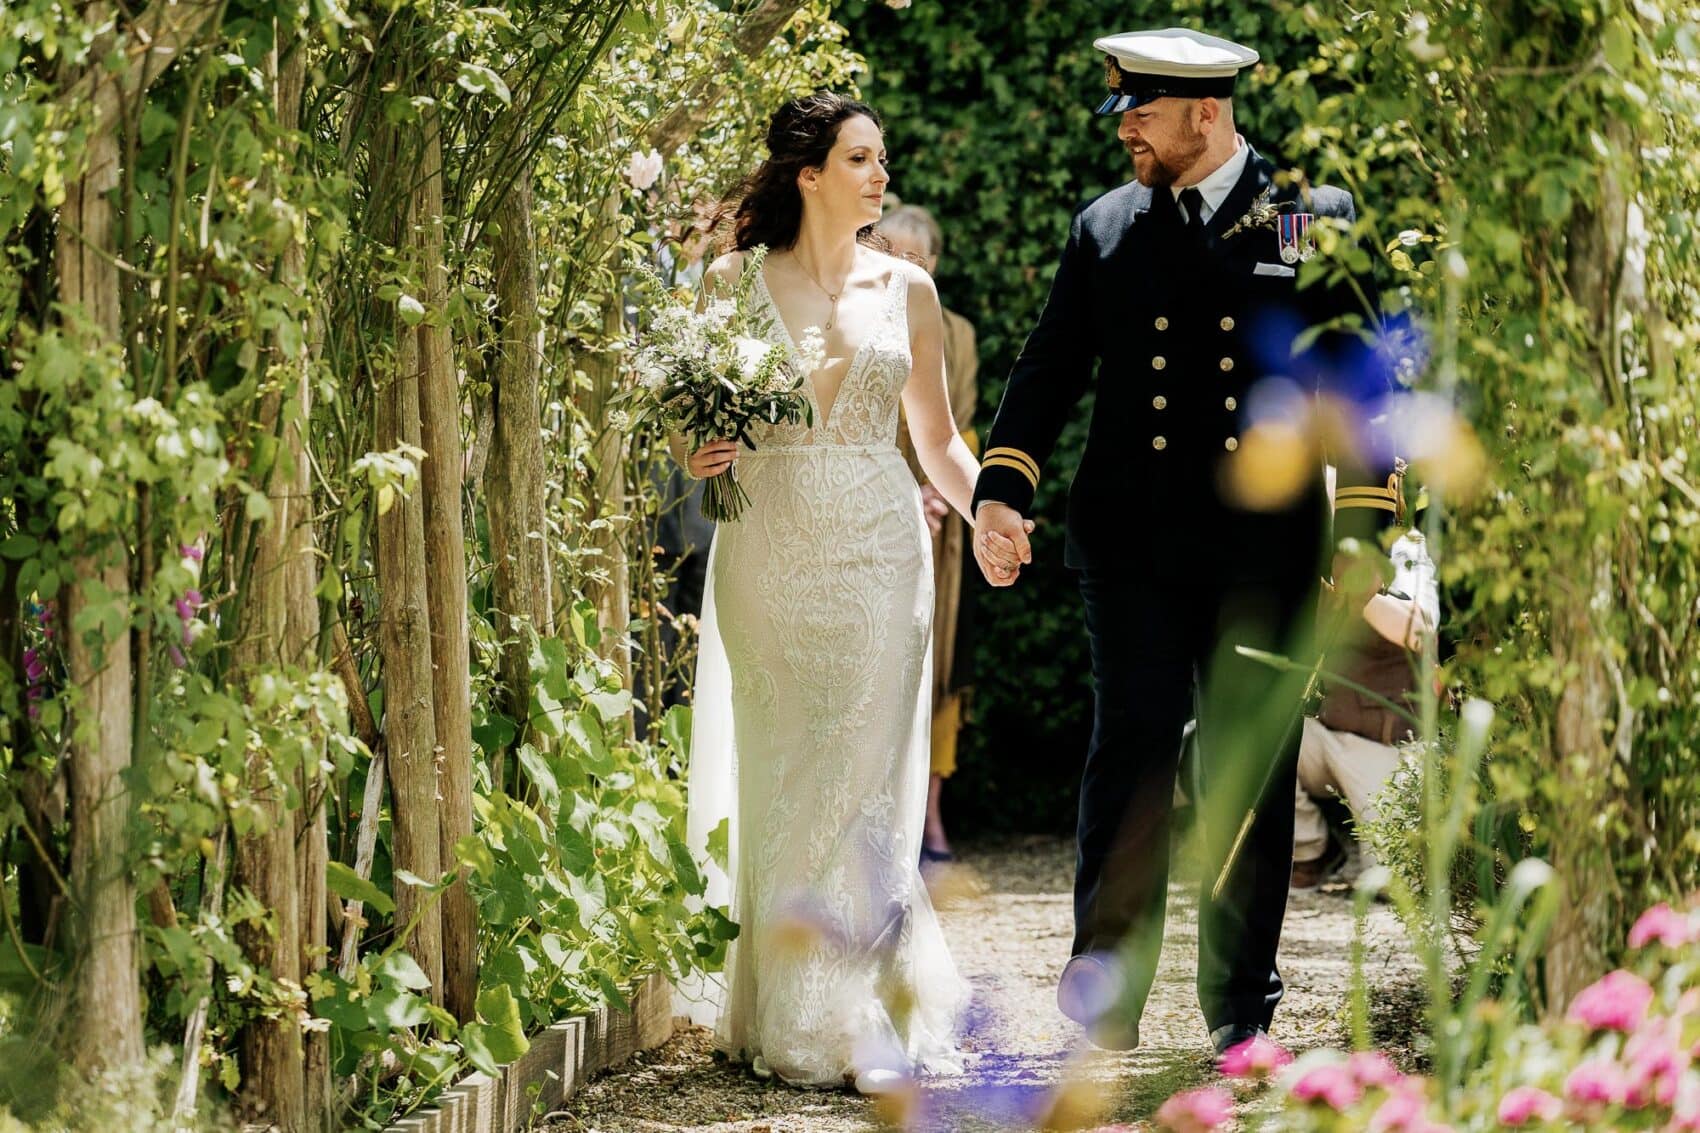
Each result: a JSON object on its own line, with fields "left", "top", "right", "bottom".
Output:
{"left": 747, "top": 266, "right": 912, "bottom": 449}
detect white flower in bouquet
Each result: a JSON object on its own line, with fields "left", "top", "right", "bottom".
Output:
{"left": 704, "top": 298, "right": 738, "bottom": 327}
{"left": 733, "top": 336, "right": 779, "bottom": 386}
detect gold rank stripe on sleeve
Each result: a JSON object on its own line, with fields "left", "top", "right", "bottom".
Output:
{"left": 1334, "top": 485, "right": 1400, "bottom": 513}
{"left": 982, "top": 447, "right": 1040, "bottom": 489}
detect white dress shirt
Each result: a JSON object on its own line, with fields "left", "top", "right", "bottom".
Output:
{"left": 1172, "top": 136, "right": 1249, "bottom": 224}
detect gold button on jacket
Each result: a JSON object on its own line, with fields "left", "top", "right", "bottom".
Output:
{"left": 1225, "top": 437, "right": 1240, "bottom": 452}
{"left": 1152, "top": 395, "right": 1167, "bottom": 410}
{"left": 1154, "top": 316, "right": 1169, "bottom": 331}
{"left": 1152, "top": 436, "right": 1167, "bottom": 451}
{"left": 1219, "top": 316, "right": 1235, "bottom": 331}
{"left": 1224, "top": 396, "right": 1238, "bottom": 411}
{"left": 1219, "top": 357, "right": 1235, "bottom": 372}
{"left": 1152, "top": 356, "right": 1167, "bottom": 370}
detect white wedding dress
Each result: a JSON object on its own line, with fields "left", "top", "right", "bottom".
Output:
{"left": 677, "top": 261, "right": 968, "bottom": 1087}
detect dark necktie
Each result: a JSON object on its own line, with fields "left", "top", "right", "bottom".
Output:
{"left": 1179, "top": 187, "right": 1206, "bottom": 235}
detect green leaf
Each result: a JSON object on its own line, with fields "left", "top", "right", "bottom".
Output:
{"left": 706, "top": 817, "right": 730, "bottom": 873}
{"left": 376, "top": 952, "right": 432, "bottom": 991}
{"left": 535, "top": 635, "right": 575, "bottom": 699}
{"left": 593, "top": 969, "right": 631, "bottom": 1012}
{"left": 1603, "top": 20, "right": 1634, "bottom": 71}
{"left": 661, "top": 705, "right": 692, "bottom": 759}
{"left": 184, "top": 716, "right": 225, "bottom": 756}
{"left": 517, "top": 743, "right": 559, "bottom": 813}
{"left": 326, "top": 860, "right": 394, "bottom": 916}
{"left": 566, "top": 710, "right": 613, "bottom": 776}
{"left": 473, "top": 712, "right": 518, "bottom": 757}
{"left": 0, "top": 535, "right": 39, "bottom": 559}
{"left": 465, "top": 985, "right": 529, "bottom": 1071}
{"left": 456, "top": 63, "right": 513, "bottom": 106}
{"left": 666, "top": 831, "right": 703, "bottom": 896}
{"left": 557, "top": 820, "right": 595, "bottom": 875}
{"left": 366, "top": 987, "right": 432, "bottom": 1031}
{"left": 455, "top": 833, "right": 497, "bottom": 879}
{"left": 569, "top": 600, "right": 600, "bottom": 649}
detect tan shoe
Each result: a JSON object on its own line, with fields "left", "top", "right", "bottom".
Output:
{"left": 1289, "top": 854, "right": 1331, "bottom": 889}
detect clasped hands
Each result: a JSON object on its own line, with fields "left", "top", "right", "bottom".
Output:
{"left": 973, "top": 501, "right": 1034, "bottom": 588}
{"left": 690, "top": 441, "right": 1034, "bottom": 585}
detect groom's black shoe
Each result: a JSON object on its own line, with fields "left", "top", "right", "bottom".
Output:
{"left": 1210, "top": 1022, "right": 1268, "bottom": 1061}
{"left": 1057, "top": 954, "right": 1140, "bottom": 1051}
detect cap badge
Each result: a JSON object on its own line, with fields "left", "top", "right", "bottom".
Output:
{"left": 1104, "top": 56, "right": 1122, "bottom": 91}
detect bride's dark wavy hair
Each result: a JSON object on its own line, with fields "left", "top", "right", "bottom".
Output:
{"left": 716, "top": 91, "right": 886, "bottom": 253}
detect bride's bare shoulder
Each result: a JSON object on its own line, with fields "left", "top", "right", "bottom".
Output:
{"left": 863, "top": 247, "right": 935, "bottom": 296}
{"left": 704, "top": 250, "right": 750, "bottom": 294}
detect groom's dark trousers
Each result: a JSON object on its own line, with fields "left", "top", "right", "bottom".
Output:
{"left": 1074, "top": 490, "right": 1323, "bottom": 1034}
{"left": 970, "top": 144, "right": 1394, "bottom": 1036}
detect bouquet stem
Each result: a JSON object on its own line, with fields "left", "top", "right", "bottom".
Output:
{"left": 701, "top": 467, "right": 752, "bottom": 522}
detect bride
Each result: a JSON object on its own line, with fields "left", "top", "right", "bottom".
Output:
{"left": 673, "top": 92, "right": 1027, "bottom": 1094}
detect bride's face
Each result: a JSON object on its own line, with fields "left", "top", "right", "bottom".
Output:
{"left": 799, "top": 114, "right": 889, "bottom": 228}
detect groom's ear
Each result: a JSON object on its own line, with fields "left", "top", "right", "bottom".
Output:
{"left": 1194, "top": 97, "right": 1222, "bottom": 132}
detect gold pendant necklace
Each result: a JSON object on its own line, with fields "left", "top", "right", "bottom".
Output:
{"left": 794, "top": 256, "right": 844, "bottom": 331}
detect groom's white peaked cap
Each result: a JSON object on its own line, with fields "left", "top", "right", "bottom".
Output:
{"left": 1093, "top": 28, "right": 1259, "bottom": 115}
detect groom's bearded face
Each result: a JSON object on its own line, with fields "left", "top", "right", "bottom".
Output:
{"left": 1118, "top": 101, "right": 1209, "bottom": 189}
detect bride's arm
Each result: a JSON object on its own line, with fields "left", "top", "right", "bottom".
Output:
{"left": 900, "top": 266, "right": 980, "bottom": 522}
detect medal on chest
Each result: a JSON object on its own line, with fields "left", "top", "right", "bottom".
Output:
{"left": 1277, "top": 212, "right": 1315, "bottom": 264}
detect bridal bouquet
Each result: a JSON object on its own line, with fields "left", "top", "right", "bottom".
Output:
{"left": 629, "top": 247, "right": 820, "bottom": 522}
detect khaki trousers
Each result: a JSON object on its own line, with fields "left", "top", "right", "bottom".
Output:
{"left": 1293, "top": 716, "right": 1402, "bottom": 865}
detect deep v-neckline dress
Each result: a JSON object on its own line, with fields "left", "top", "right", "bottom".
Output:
{"left": 678, "top": 260, "right": 968, "bottom": 1086}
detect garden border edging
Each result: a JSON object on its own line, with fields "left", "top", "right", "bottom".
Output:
{"left": 379, "top": 971, "right": 675, "bottom": 1133}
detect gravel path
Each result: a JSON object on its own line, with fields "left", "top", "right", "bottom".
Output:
{"left": 544, "top": 835, "right": 1420, "bottom": 1132}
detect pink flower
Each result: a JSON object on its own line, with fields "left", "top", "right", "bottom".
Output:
{"left": 180, "top": 543, "right": 204, "bottom": 562}
{"left": 1348, "top": 1050, "right": 1405, "bottom": 1089}
{"left": 1290, "top": 1063, "right": 1365, "bottom": 1111}
{"left": 1629, "top": 903, "right": 1694, "bottom": 949}
{"left": 1369, "top": 1086, "right": 1426, "bottom": 1131}
{"left": 1217, "top": 1034, "right": 1294, "bottom": 1079}
{"left": 1624, "top": 1016, "right": 1689, "bottom": 1107}
{"left": 1563, "top": 1059, "right": 1628, "bottom": 1109}
{"left": 1567, "top": 970, "right": 1655, "bottom": 1033}
{"left": 1496, "top": 1086, "right": 1562, "bottom": 1125}
{"left": 1670, "top": 1073, "right": 1700, "bottom": 1131}
{"left": 1153, "top": 1085, "right": 1233, "bottom": 1132}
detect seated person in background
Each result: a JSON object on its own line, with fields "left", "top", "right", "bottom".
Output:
{"left": 1292, "top": 492, "right": 1438, "bottom": 890}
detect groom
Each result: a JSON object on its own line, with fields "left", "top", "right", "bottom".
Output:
{"left": 970, "top": 27, "right": 1400, "bottom": 1054}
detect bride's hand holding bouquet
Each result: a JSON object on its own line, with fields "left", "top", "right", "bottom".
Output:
{"left": 629, "top": 247, "right": 822, "bottom": 522}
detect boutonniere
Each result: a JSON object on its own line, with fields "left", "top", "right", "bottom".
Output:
{"left": 1219, "top": 188, "right": 1283, "bottom": 241}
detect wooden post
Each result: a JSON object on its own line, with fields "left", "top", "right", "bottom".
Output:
{"left": 55, "top": 0, "right": 143, "bottom": 1076}
{"left": 415, "top": 107, "right": 478, "bottom": 1024}
{"left": 373, "top": 107, "right": 445, "bottom": 994}
{"left": 486, "top": 156, "right": 555, "bottom": 738}
{"left": 578, "top": 191, "right": 631, "bottom": 676}
{"left": 1545, "top": 119, "right": 1633, "bottom": 1010}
